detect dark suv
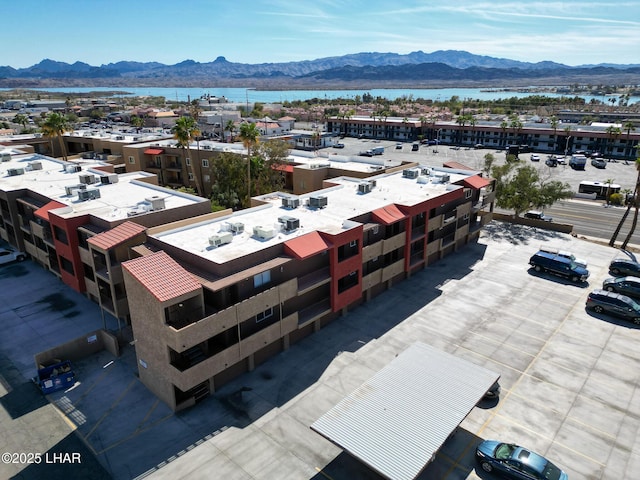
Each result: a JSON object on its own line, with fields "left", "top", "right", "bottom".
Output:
{"left": 586, "top": 289, "right": 640, "bottom": 324}
{"left": 609, "top": 258, "right": 640, "bottom": 277}
{"left": 529, "top": 250, "right": 589, "bottom": 283}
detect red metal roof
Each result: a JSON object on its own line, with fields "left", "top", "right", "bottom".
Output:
{"left": 88, "top": 221, "right": 146, "bottom": 250}
{"left": 462, "top": 175, "right": 491, "bottom": 189}
{"left": 34, "top": 200, "right": 67, "bottom": 220}
{"left": 144, "top": 148, "right": 164, "bottom": 155}
{"left": 284, "top": 231, "right": 330, "bottom": 259}
{"left": 122, "top": 251, "right": 201, "bottom": 303}
{"left": 372, "top": 204, "right": 406, "bottom": 225}
{"left": 442, "top": 161, "right": 475, "bottom": 170}
{"left": 272, "top": 164, "right": 295, "bottom": 173}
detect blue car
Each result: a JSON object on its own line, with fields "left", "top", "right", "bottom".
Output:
{"left": 476, "top": 440, "right": 568, "bottom": 480}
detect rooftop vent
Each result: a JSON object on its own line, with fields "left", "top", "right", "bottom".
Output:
{"left": 79, "top": 173, "right": 96, "bottom": 184}
{"left": 7, "top": 167, "right": 25, "bottom": 176}
{"left": 65, "top": 164, "right": 81, "bottom": 173}
{"left": 209, "top": 231, "right": 233, "bottom": 247}
{"left": 403, "top": 168, "right": 420, "bottom": 179}
{"left": 229, "top": 222, "right": 244, "bottom": 234}
{"left": 28, "top": 161, "right": 43, "bottom": 171}
{"left": 77, "top": 188, "right": 101, "bottom": 201}
{"left": 432, "top": 173, "right": 451, "bottom": 183}
{"left": 1, "top": 153, "right": 11, "bottom": 162}
{"left": 278, "top": 215, "right": 300, "bottom": 232}
{"left": 358, "top": 182, "right": 372, "bottom": 194}
{"left": 253, "top": 225, "right": 277, "bottom": 240}
{"left": 282, "top": 196, "right": 300, "bottom": 209}
{"left": 100, "top": 174, "right": 119, "bottom": 184}
{"left": 144, "top": 196, "right": 166, "bottom": 211}
{"left": 309, "top": 195, "right": 328, "bottom": 208}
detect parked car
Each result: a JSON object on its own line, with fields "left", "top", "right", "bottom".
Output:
{"left": 395, "top": 143, "right": 403, "bottom": 149}
{"left": 545, "top": 157, "right": 558, "bottom": 167}
{"left": 530, "top": 154, "right": 541, "bottom": 161}
{"left": 569, "top": 155, "right": 587, "bottom": 170}
{"left": 475, "top": 440, "right": 568, "bottom": 480}
{"left": 411, "top": 144, "right": 419, "bottom": 151}
{"left": 602, "top": 276, "right": 640, "bottom": 299}
{"left": 556, "top": 156, "right": 567, "bottom": 165}
{"left": 474, "top": 143, "right": 485, "bottom": 149}
{"left": 332, "top": 142, "right": 345, "bottom": 148}
{"left": 538, "top": 247, "right": 587, "bottom": 268}
{"left": 591, "top": 158, "right": 606, "bottom": 169}
{"left": 529, "top": 250, "right": 589, "bottom": 283}
{"left": 0, "top": 248, "right": 26, "bottom": 265}
{"left": 586, "top": 289, "right": 640, "bottom": 324}
{"left": 609, "top": 258, "right": 640, "bottom": 276}
{"left": 524, "top": 210, "right": 552, "bottom": 222}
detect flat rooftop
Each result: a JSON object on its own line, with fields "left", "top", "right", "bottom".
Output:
{"left": 0, "top": 153, "right": 203, "bottom": 221}
{"left": 152, "top": 166, "right": 479, "bottom": 264}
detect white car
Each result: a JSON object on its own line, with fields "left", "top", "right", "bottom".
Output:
{"left": 0, "top": 248, "right": 26, "bottom": 265}
{"left": 530, "top": 154, "right": 541, "bottom": 161}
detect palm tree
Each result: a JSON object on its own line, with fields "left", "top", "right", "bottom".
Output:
{"left": 604, "top": 178, "right": 615, "bottom": 205}
{"left": 623, "top": 121, "right": 636, "bottom": 158}
{"left": 238, "top": 122, "right": 260, "bottom": 206}
{"left": 605, "top": 125, "right": 622, "bottom": 157}
{"left": 224, "top": 120, "right": 236, "bottom": 142}
{"left": 13, "top": 113, "right": 29, "bottom": 132}
{"left": 172, "top": 116, "right": 201, "bottom": 195}
{"left": 41, "top": 112, "right": 70, "bottom": 160}
{"left": 130, "top": 115, "right": 144, "bottom": 133}
{"left": 610, "top": 151, "right": 640, "bottom": 247}
{"left": 500, "top": 120, "right": 508, "bottom": 147}
{"left": 550, "top": 116, "right": 558, "bottom": 151}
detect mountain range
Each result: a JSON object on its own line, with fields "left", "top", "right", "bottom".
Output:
{"left": 1, "top": 50, "right": 639, "bottom": 88}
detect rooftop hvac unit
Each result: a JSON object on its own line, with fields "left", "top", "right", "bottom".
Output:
{"left": 421, "top": 167, "right": 431, "bottom": 176}
{"left": 278, "top": 215, "right": 300, "bottom": 232}
{"left": 282, "top": 196, "right": 300, "bottom": 209}
{"left": 229, "top": 222, "right": 244, "bottom": 234}
{"left": 77, "top": 188, "right": 101, "bottom": 201}
{"left": 144, "top": 196, "right": 166, "bottom": 211}
{"left": 77, "top": 183, "right": 88, "bottom": 190}
{"left": 65, "top": 164, "right": 81, "bottom": 173}
{"left": 433, "top": 173, "right": 450, "bottom": 183}
{"left": 253, "top": 225, "right": 277, "bottom": 240}
{"left": 203, "top": 145, "right": 212, "bottom": 150}
{"left": 309, "top": 195, "right": 328, "bottom": 208}
{"left": 1, "top": 153, "right": 11, "bottom": 162}
{"left": 78, "top": 173, "right": 96, "bottom": 184}
{"left": 7, "top": 168, "right": 25, "bottom": 176}
{"left": 64, "top": 184, "right": 82, "bottom": 196}
{"left": 358, "top": 182, "right": 372, "bottom": 194}
{"left": 100, "top": 174, "right": 119, "bottom": 184}
{"left": 208, "top": 231, "right": 233, "bottom": 247}
{"left": 403, "top": 168, "right": 419, "bottom": 179}
{"left": 28, "top": 161, "right": 43, "bottom": 170}
{"left": 115, "top": 135, "right": 125, "bottom": 140}
{"left": 417, "top": 175, "right": 429, "bottom": 184}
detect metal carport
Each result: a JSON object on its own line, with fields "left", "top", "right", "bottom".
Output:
{"left": 311, "top": 342, "right": 500, "bottom": 480}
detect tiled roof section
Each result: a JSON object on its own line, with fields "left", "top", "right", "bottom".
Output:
{"left": 122, "top": 251, "right": 201, "bottom": 302}
{"left": 284, "top": 231, "right": 329, "bottom": 260}
{"left": 88, "top": 221, "right": 147, "bottom": 250}
{"left": 372, "top": 204, "right": 406, "bottom": 225}
{"left": 461, "top": 175, "right": 491, "bottom": 189}
{"left": 442, "top": 161, "right": 476, "bottom": 170}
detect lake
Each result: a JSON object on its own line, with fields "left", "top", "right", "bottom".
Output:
{"left": 2, "top": 86, "right": 632, "bottom": 105}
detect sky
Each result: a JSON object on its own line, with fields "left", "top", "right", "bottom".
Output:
{"left": 3, "top": 0, "right": 640, "bottom": 68}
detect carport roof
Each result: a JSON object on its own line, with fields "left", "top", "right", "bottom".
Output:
{"left": 310, "top": 342, "right": 500, "bottom": 480}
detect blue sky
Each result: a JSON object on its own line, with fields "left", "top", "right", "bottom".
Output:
{"left": 4, "top": 0, "right": 639, "bottom": 68}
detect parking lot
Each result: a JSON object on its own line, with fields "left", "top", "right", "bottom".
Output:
{"left": 1, "top": 220, "right": 639, "bottom": 479}
{"left": 329, "top": 137, "right": 638, "bottom": 194}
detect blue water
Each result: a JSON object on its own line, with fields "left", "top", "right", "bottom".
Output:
{"left": 1, "top": 86, "right": 634, "bottom": 105}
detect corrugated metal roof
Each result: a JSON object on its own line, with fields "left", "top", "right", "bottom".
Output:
{"left": 88, "top": 220, "right": 146, "bottom": 250}
{"left": 311, "top": 342, "right": 500, "bottom": 480}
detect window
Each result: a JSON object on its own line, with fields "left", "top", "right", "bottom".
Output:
{"left": 202, "top": 159, "right": 209, "bottom": 167}
{"left": 350, "top": 240, "right": 357, "bottom": 248}
{"left": 465, "top": 188, "right": 472, "bottom": 199}
{"left": 254, "top": 270, "right": 271, "bottom": 288}
{"left": 256, "top": 308, "right": 273, "bottom": 323}
{"left": 188, "top": 173, "right": 194, "bottom": 181}
{"left": 128, "top": 156, "right": 135, "bottom": 164}
{"left": 54, "top": 225, "right": 68, "bottom": 245}
{"left": 203, "top": 174, "right": 210, "bottom": 183}
{"left": 186, "top": 157, "right": 191, "bottom": 166}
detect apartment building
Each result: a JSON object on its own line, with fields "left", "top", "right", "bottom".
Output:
{"left": 0, "top": 151, "right": 210, "bottom": 323}
{"left": 121, "top": 165, "right": 495, "bottom": 410}
{"left": 327, "top": 116, "right": 640, "bottom": 159}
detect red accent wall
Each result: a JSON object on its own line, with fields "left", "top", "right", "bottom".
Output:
{"left": 48, "top": 212, "right": 90, "bottom": 293}
{"left": 321, "top": 225, "right": 363, "bottom": 312}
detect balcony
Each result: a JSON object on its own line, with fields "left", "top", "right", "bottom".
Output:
{"left": 165, "top": 163, "right": 183, "bottom": 171}
{"left": 362, "top": 269, "right": 383, "bottom": 290}
{"left": 168, "top": 344, "right": 242, "bottom": 392}
{"left": 298, "top": 299, "right": 331, "bottom": 327}
{"left": 297, "top": 267, "right": 330, "bottom": 295}
{"left": 167, "top": 305, "right": 236, "bottom": 352}
{"left": 382, "top": 232, "right": 405, "bottom": 255}
{"left": 382, "top": 259, "right": 404, "bottom": 283}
